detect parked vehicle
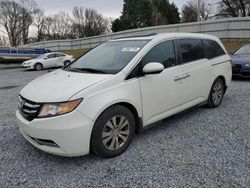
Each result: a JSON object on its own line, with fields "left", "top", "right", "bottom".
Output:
{"left": 16, "top": 33, "right": 232, "bottom": 158}
{"left": 231, "top": 44, "right": 250, "bottom": 78}
{"left": 22, "top": 52, "right": 74, "bottom": 71}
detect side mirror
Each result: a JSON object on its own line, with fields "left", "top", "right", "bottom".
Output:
{"left": 142, "top": 62, "right": 164, "bottom": 75}
{"left": 44, "top": 57, "right": 48, "bottom": 59}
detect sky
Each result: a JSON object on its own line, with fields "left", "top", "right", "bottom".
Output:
{"left": 36, "top": 0, "right": 189, "bottom": 19}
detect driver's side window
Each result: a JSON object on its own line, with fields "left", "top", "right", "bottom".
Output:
{"left": 143, "top": 40, "right": 176, "bottom": 68}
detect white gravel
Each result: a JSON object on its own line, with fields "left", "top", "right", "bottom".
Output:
{"left": 0, "top": 68, "right": 250, "bottom": 187}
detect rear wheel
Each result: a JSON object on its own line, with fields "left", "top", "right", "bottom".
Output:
{"left": 207, "top": 77, "right": 225, "bottom": 108}
{"left": 64, "top": 60, "right": 71, "bottom": 66}
{"left": 91, "top": 105, "right": 135, "bottom": 158}
{"left": 34, "top": 63, "right": 43, "bottom": 71}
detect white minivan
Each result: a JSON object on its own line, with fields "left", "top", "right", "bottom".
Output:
{"left": 16, "top": 33, "right": 232, "bottom": 158}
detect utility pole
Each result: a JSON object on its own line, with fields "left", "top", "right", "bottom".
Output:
{"left": 197, "top": 0, "right": 201, "bottom": 21}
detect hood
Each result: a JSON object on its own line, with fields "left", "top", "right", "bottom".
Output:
{"left": 231, "top": 54, "right": 250, "bottom": 65}
{"left": 22, "top": 59, "right": 39, "bottom": 65}
{"left": 20, "top": 69, "right": 112, "bottom": 103}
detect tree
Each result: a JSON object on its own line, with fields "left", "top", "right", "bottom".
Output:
{"left": 72, "top": 7, "right": 109, "bottom": 38}
{"left": 0, "top": 0, "right": 37, "bottom": 46}
{"left": 112, "top": 0, "right": 153, "bottom": 32}
{"left": 152, "top": 0, "right": 180, "bottom": 25}
{"left": 217, "top": 0, "right": 250, "bottom": 17}
{"left": 50, "top": 12, "right": 74, "bottom": 39}
{"left": 181, "top": 0, "right": 210, "bottom": 22}
{"left": 19, "top": 0, "right": 38, "bottom": 44}
{"left": 33, "top": 9, "right": 46, "bottom": 42}
{"left": 0, "top": 35, "right": 8, "bottom": 46}
{"left": 0, "top": 0, "right": 22, "bottom": 46}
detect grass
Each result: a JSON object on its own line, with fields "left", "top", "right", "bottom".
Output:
{"left": 60, "top": 49, "right": 90, "bottom": 59}
{"left": 222, "top": 39, "right": 250, "bottom": 54}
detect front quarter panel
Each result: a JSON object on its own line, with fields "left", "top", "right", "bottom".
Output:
{"left": 71, "top": 75, "right": 142, "bottom": 123}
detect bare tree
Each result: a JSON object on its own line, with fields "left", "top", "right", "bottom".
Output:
{"left": 0, "top": 35, "right": 8, "bottom": 46}
{"left": 0, "top": 0, "right": 22, "bottom": 46}
{"left": 73, "top": 7, "right": 109, "bottom": 38}
{"left": 50, "top": 12, "right": 74, "bottom": 39}
{"left": 0, "top": 0, "right": 37, "bottom": 46}
{"left": 217, "top": 0, "right": 250, "bottom": 17}
{"left": 181, "top": 0, "right": 211, "bottom": 22}
{"left": 19, "top": 0, "right": 38, "bottom": 44}
{"left": 33, "top": 9, "right": 46, "bottom": 41}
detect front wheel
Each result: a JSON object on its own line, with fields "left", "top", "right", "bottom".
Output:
{"left": 34, "top": 63, "right": 43, "bottom": 71}
{"left": 207, "top": 78, "right": 225, "bottom": 108}
{"left": 91, "top": 105, "right": 135, "bottom": 158}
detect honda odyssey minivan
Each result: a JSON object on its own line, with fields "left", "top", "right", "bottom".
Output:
{"left": 16, "top": 33, "right": 232, "bottom": 158}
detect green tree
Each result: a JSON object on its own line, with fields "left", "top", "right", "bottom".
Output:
{"left": 112, "top": 0, "right": 180, "bottom": 32}
{"left": 152, "top": 0, "right": 180, "bottom": 25}
{"left": 112, "top": 0, "right": 153, "bottom": 32}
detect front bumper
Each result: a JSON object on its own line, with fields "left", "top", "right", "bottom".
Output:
{"left": 22, "top": 64, "right": 34, "bottom": 70}
{"left": 16, "top": 110, "right": 94, "bottom": 157}
{"left": 232, "top": 64, "right": 250, "bottom": 77}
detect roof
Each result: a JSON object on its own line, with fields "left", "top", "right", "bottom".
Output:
{"left": 112, "top": 32, "right": 219, "bottom": 42}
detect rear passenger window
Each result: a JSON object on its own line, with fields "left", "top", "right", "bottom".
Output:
{"left": 178, "top": 39, "right": 203, "bottom": 63}
{"left": 203, "top": 39, "right": 225, "bottom": 59}
{"left": 143, "top": 40, "right": 176, "bottom": 68}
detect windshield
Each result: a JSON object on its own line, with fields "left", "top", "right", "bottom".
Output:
{"left": 35, "top": 54, "right": 47, "bottom": 59}
{"left": 235, "top": 44, "right": 250, "bottom": 55}
{"left": 67, "top": 40, "right": 149, "bottom": 74}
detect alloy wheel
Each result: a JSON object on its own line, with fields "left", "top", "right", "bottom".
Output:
{"left": 212, "top": 81, "right": 223, "bottom": 106}
{"left": 102, "top": 115, "right": 130, "bottom": 151}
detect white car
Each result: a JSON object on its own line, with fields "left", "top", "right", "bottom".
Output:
{"left": 16, "top": 33, "right": 232, "bottom": 158}
{"left": 22, "top": 52, "right": 74, "bottom": 71}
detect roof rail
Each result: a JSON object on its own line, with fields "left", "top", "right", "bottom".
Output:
{"left": 115, "top": 33, "right": 158, "bottom": 39}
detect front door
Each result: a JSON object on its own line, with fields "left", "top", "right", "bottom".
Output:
{"left": 139, "top": 40, "right": 183, "bottom": 126}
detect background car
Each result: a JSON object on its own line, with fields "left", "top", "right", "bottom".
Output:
{"left": 22, "top": 52, "right": 75, "bottom": 71}
{"left": 231, "top": 44, "right": 250, "bottom": 78}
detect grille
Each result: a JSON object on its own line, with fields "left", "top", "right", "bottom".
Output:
{"left": 18, "top": 96, "right": 42, "bottom": 121}
{"left": 232, "top": 64, "right": 242, "bottom": 74}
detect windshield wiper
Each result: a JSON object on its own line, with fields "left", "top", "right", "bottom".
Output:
{"left": 69, "top": 68, "right": 108, "bottom": 74}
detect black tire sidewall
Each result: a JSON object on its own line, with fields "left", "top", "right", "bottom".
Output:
{"left": 208, "top": 78, "right": 225, "bottom": 108}
{"left": 35, "top": 63, "right": 43, "bottom": 71}
{"left": 64, "top": 61, "right": 71, "bottom": 66}
{"left": 91, "top": 105, "right": 135, "bottom": 158}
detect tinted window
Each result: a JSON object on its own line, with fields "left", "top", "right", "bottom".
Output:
{"left": 235, "top": 44, "right": 250, "bottom": 55}
{"left": 56, "top": 53, "right": 66, "bottom": 57}
{"left": 47, "top": 54, "right": 56, "bottom": 59}
{"left": 203, "top": 39, "right": 225, "bottom": 59}
{"left": 143, "top": 40, "right": 176, "bottom": 68}
{"left": 178, "top": 39, "right": 203, "bottom": 63}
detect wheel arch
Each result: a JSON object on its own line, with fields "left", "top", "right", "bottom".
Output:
{"left": 216, "top": 75, "right": 227, "bottom": 91}
{"left": 93, "top": 102, "right": 143, "bottom": 135}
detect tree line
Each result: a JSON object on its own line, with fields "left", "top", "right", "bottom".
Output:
{"left": 0, "top": 0, "right": 249, "bottom": 47}
{"left": 0, "top": 0, "right": 110, "bottom": 46}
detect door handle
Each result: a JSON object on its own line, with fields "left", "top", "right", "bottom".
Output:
{"left": 182, "top": 74, "right": 191, "bottom": 79}
{"left": 174, "top": 76, "right": 182, "bottom": 81}
{"left": 174, "top": 74, "right": 191, "bottom": 81}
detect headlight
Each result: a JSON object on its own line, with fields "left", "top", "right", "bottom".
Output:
{"left": 38, "top": 99, "right": 82, "bottom": 118}
{"left": 244, "top": 63, "right": 250, "bottom": 67}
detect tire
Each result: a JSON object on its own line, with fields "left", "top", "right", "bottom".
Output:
{"left": 91, "top": 105, "right": 136, "bottom": 158}
{"left": 207, "top": 77, "right": 225, "bottom": 108}
{"left": 34, "top": 63, "right": 43, "bottom": 71}
{"left": 64, "top": 60, "right": 71, "bottom": 66}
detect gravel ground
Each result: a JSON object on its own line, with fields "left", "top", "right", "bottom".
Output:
{"left": 0, "top": 68, "right": 250, "bottom": 187}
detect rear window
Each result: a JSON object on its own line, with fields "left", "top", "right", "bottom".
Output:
{"left": 202, "top": 39, "right": 225, "bottom": 59}
{"left": 178, "top": 39, "right": 203, "bottom": 63}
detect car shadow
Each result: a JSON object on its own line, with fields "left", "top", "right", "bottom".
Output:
{"left": 232, "top": 76, "right": 250, "bottom": 81}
